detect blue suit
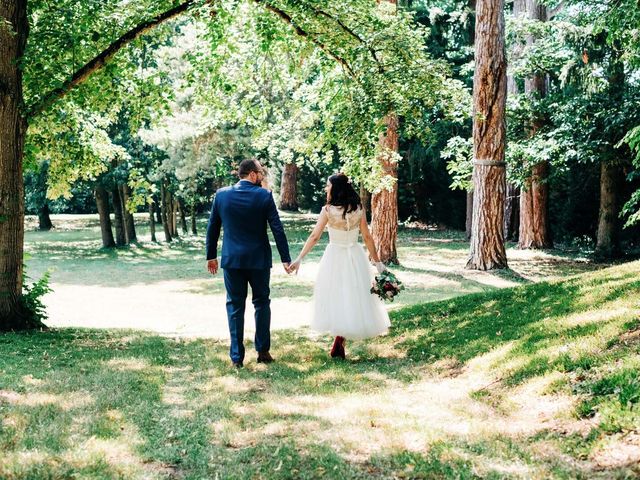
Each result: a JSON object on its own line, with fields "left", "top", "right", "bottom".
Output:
{"left": 206, "top": 180, "right": 291, "bottom": 363}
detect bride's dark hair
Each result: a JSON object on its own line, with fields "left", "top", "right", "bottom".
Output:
{"left": 327, "top": 173, "right": 362, "bottom": 219}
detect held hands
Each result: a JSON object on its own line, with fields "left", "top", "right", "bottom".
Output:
{"left": 287, "top": 258, "right": 301, "bottom": 275}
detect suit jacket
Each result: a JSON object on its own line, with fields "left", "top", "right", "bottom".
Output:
{"left": 206, "top": 180, "right": 291, "bottom": 269}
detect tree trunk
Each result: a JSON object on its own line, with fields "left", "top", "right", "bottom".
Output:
{"left": 154, "top": 194, "right": 162, "bottom": 224}
{"left": 120, "top": 184, "right": 137, "bottom": 243}
{"left": 178, "top": 198, "right": 188, "bottom": 234}
{"left": 465, "top": 190, "right": 473, "bottom": 240}
{"left": 504, "top": 0, "right": 523, "bottom": 242}
{"left": 111, "top": 186, "right": 127, "bottom": 246}
{"left": 595, "top": 42, "right": 624, "bottom": 259}
{"left": 371, "top": 0, "right": 399, "bottom": 265}
{"left": 190, "top": 200, "right": 197, "bottom": 235}
{"left": 466, "top": 0, "right": 508, "bottom": 270}
{"left": 0, "top": 0, "right": 32, "bottom": 329}
{"left": 595, "top": 162, "right": 622, "bottom": 258}
{"left": 161, "top": 182, "right": 172, "bottom": 242}
{"left": 371, "top": 113, "right": 400, "bottom": 265}
{"left": 38, "top": 203, "right": 53, "bottom": 231}
{"left": 279, "top": 162, "right": 299, "bottom": 211}
{"left": 518, "top": 162, "right": 552, "bottom": 248}
{"left": 95, "top": 185, "right": 115, "bottom": 248}
{"left": 518, "top": 0, "right": 552, "bottom": 249}
{"left": 148, "top": 201, "right": 157, "bottom": 242}
{"left": 171, "top": 196, "right": 179, "bottom": 238}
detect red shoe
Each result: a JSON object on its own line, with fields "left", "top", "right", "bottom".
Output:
{"left": 330, "top": 336, "right": 346, "bottom": 359}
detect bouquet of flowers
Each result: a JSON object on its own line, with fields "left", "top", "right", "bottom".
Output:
{"left": 371, "top": 269, "right": 404, "bottom": 302}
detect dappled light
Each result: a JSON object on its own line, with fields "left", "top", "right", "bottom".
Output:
{"left": 2, "top": 260, "right": 640, "bottom": 477}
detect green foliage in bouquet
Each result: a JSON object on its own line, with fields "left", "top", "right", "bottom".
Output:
{"left": 371, "top": 270, "right": 405, "bottom": 303}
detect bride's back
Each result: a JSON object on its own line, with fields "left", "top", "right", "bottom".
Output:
{"left": 325, "top": 204, "right": 362, "bottom": 232}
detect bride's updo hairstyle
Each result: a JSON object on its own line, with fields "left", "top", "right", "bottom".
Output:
{"left": 327, "top": 173, "right": 362, "bottom": 219}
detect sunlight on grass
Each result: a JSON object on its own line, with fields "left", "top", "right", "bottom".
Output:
{"left": 7, "top": 222, "right": 640, "bottom": 477}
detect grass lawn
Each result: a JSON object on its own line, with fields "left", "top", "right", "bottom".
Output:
{"left": 1, "top": 213, "right": 639, "bottom": 478}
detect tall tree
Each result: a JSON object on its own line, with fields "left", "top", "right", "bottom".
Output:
{"left": 371, "top": 0, "right": 400, "bottom": 265}
{"left": 0, "top": 0, "right": 31, "bottom": 327}
{"left": 371, "top": 113, "right": 400, "bottom": 264}
{"left": 596, "top": 48, "right": 626, "bottom": 258}
{"left": 0, "top": 0, "right": 194, "bottom": 329}
{"left": 518, "top": 0, "right": 552, "bottom": 249}
{"left": 466, "top": 0, "right": 508, "bottom": 270}
{"left": 504, "top": 0, "right": 525, "bottom": 242}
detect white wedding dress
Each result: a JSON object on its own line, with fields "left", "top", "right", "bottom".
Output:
{"left": 311, "top": 205, "right": 391, "bottom": 340}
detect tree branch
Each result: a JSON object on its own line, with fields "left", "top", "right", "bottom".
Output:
{"left": 297, "top": 1, "right": 385, "bottom": 72}
{"left": 252, "top": 0, "right": 355, "bottom": 77}
{"left": 27, "top": 0, "right": 196, "bottom": 120}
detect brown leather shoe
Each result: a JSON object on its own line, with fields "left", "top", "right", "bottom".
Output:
{"left": 257, "top": 351, "right": 274, "bottom": 363}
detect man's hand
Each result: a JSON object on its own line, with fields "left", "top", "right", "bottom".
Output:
{"left": 288, "top": 259, "right": 301, "bottom": 275}
{"left": 207, "top": 259, "right": 219, "bottom": 275}
{"left": 283, "top": 262, "right": 291, "bottom": 274}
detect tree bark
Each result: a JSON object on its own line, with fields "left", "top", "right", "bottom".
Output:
{"left": 111, "top": 186, "right": 126, "bottom": 246}
{"left": 371, "top": 113, "right": 400, "bottom": 265}
{"left": 279, "top": 162, "right": 299, "bottom": 211}
{"left": 161, "top": 182, "right": 172, "bottom": 242}
{"left": 95, "top": 185, "right": 115, "bottom": 248}
{"left": 595, "top": 162, "right": 622, "bottom": 258}
{"left": 518, "top": 0, "right": 552, "bottom": 249}
{"left": 190, "top": 200, "right": 197, "bottom": 235}
{"left": 0, "top": 0, "right": 32, "bottom": 329}
{"left": 148, "top": 201, "right": 157, "bottom": 242}
{"left": 120, "top": 184, "right": 137, "bottom": 243}
{"left": 466, "top": 0, "right": 508, "bottom": 270}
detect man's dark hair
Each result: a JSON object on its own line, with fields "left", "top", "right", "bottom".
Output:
{"left": 238, "top": 159, "right": 262, "bottom": 178}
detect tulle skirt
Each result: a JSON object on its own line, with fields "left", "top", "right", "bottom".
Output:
{"left": 311, "top": 242, "right": 390, "bottom": 340}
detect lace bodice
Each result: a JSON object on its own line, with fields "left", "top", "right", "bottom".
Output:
{"left": 324, "top": 205, "right": 363, "bottom": 231}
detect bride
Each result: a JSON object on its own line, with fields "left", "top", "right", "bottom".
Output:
{"left": 289, "top": 173, "right": 391, "bottom": 359}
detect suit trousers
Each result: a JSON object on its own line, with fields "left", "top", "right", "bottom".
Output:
{"left": 223, "top": 268, "right": 271, "bottom": 363}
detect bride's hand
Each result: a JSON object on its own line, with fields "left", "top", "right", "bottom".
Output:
{"left": 375, "top": 261, "right": 386, "bottom": 274}
{"left": 289, "top": 259, "right": 301, "bottom": 275}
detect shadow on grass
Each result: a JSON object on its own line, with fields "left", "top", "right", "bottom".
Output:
{"left": 0, "top": 328, "right": 524, "bottom": 479}
{"left": 3, "top": 262, "right": 640, "bottom": 478}
{"left": 387, "top": 267, "right": 640, "bottom": 385}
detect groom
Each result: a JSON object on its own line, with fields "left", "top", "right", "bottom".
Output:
{"left": 206, "top": 159, "right": 291, "bottom": 368}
